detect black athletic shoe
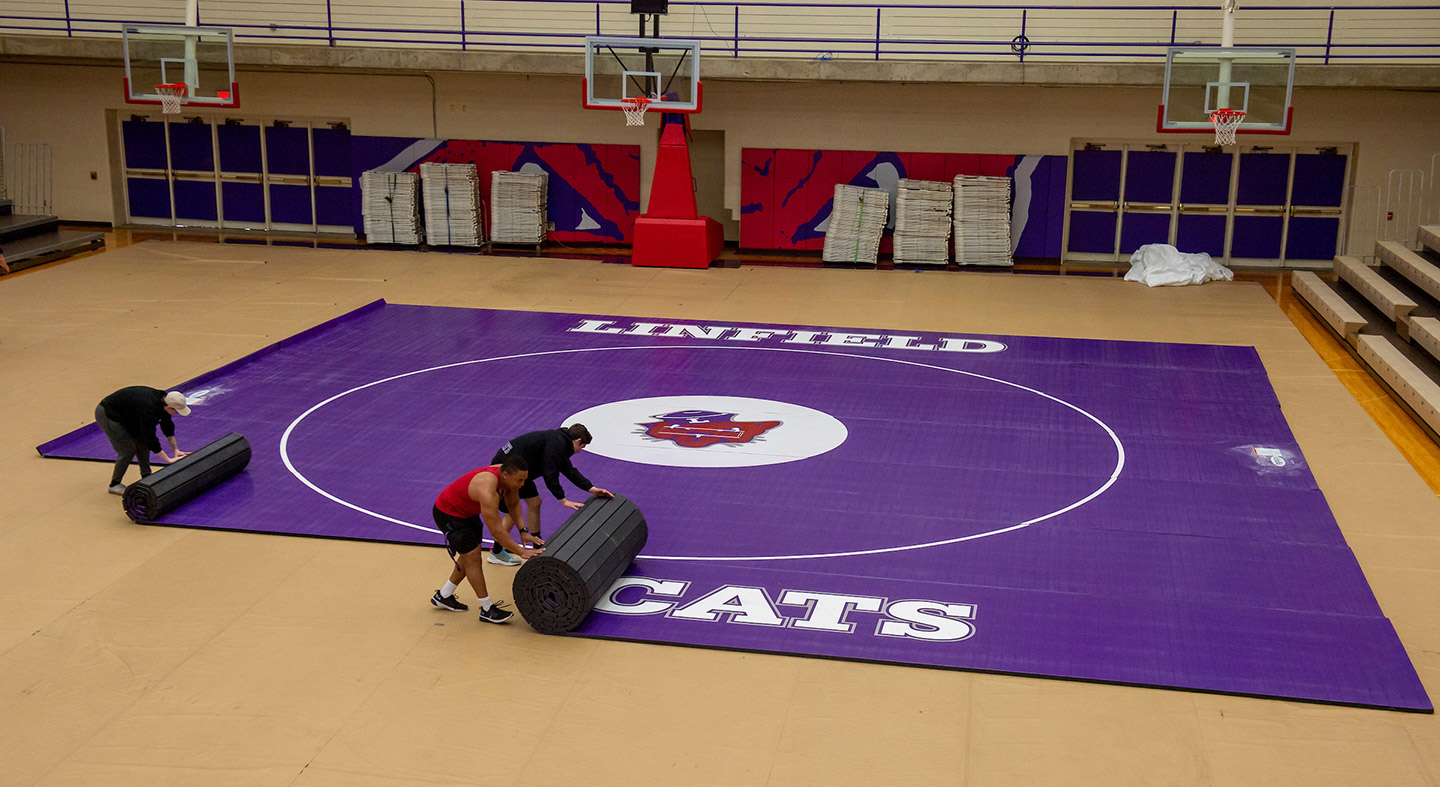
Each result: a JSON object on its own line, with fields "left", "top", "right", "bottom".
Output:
{"left": 478, "top": 601, "right": 514, "bottom": 624}
{"left": 430, "top": 590, "right": 468, "bottom": 612}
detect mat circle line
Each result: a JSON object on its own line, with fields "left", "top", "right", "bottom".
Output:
{"left": 277, "top": 344, "right": 1126, "bottom": 561}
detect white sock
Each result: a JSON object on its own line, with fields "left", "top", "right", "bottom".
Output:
{"left": 441, "top": 581, "right": 458, "bottom": 598}
{"left": 478, "top": 596, "right": 492, "bottom": 611}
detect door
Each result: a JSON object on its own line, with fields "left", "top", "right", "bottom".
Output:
{"left": 1285, "top": 149, "right": 1348, "bottom": 263}
{"left": 168, "top": 121, "right": 218, "bottom": 227}
{"left": 121, "top": 119, "right": 172, "bottom": 225}
{"left": 265, "top": 124, "right": 314, "bottom": 231}
{"left": 1119, "top": 149, "right": 1177, "bottom": 255}
{"left": 689, "top": 129, "right": 738, "bottom": 242}
{"left": 1066, "top": 147, "right": 1122, "bottom": 259}
{"left": 313, "top": 125, "right": 354, "bottom": 233}
{"left": 218, "top": 121, "right": 266, "bottom": 229}
{"left": 1175, "top": 148, "right": 1232, "bottom": 257}
{"left": 1230, "top": 149, "right": 1290, "bottom": 267}
{"left": 1065, "top": 141, "right": 1352, "bottom": 267}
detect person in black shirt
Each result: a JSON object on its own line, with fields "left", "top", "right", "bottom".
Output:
{"left": 94, "top": 386, "right": 192, "bottom": 494}
{"left": 430, "top": 423, "right": 613, "bottom": 612}
{"left": 483, "top": 423, "right": 613, "bottom": 565}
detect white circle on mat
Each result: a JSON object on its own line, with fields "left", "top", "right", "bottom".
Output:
{"left": 280, "top": 344, "right": 1126, "bottom": 561}
{"left": 565, "top": 395, "right": 847, "bottom": 468}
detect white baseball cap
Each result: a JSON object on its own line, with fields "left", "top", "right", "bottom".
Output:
{"left": 164, "top": 391, "right": 192, "bottom": 416}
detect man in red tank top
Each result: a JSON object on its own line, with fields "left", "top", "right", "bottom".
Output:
{"left": 429, "top": 455, "right": 543, "bottom": 623}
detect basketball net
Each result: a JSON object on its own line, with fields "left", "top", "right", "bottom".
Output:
{"left": 621, "top": 97, "right": 653, "bottom": 127}
{"left": 156, "top": 83, "right": 187, "bottom": 115}
{"left": 1209, "top": 108, "right": 1246, "bottom": 145}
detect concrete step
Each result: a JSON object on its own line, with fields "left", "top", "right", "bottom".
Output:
{"left": 1377, "top": 240, "right": 1440, "bottom": 303}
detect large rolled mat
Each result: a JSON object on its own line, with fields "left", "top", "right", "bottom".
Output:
{"left": 122, "top": 433, "right": 252, "bottom": 523}
{"left": 513, "top": 494, "right": 648, "bottom": 634}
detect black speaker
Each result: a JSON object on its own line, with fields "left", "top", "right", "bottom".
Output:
{"left": 630, "top": 0, "right": 668, "bottom": 14}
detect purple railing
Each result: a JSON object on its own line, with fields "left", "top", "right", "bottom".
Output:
{"left": 1, "top": 1, "right": 1438, "bottom": 64}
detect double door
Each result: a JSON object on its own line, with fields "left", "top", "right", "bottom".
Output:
{"left": 1065, "top": 142, "right": 1350, "bottom": 267}
{"left": 121, "top": 116, "right": 353, "bottom": 234}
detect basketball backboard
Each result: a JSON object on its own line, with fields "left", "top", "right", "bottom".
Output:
{"left": 584, "top": 36, "right": 701, "bottom": 114}
{"left": 1158, "top": 47, "right": 1294, "bottom": 135}
{"left": 123, "top": 24, "right": 239, "bottom": 109}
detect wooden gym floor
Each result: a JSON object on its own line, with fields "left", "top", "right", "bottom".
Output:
{"left": 1, "top": 233, "right": 1436, "bottom": 786}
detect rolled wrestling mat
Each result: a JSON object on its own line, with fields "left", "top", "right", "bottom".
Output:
{"left": 122, "top": 432, "right": 252, "bottom": 523}
{"left": 512, "top": 493, "right": 648, "bottom": 634}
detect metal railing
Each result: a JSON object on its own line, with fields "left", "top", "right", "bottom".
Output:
{"left": 1, "top": 1, "right": 1439, "bottom": 63}
{"left": 10, "top": 142, "right": 53, "bottom": 216}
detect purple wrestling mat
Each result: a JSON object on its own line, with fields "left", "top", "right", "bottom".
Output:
{"left": 40, "top": 300, "right": 1432, "bottom": 711}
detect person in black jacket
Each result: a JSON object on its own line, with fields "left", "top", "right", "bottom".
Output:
{"left": 483, "top": 423, "right": 614, "bottom": 565}
{"left": 94, "top": 386, "right": 192, "bottom": 494}
{"left": 431, "top": 423, "right": 611, "bottom": 610}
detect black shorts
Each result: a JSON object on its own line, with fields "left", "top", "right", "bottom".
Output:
{"left": 433, "top": 505, "right": 485, "bottom": 556}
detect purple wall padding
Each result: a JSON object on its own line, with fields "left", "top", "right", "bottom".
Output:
{"left": 740, "top": 149, "right": 1067, "bottom": 258}
{"left": 349, "top": 136, "right": 641, "bottom": 243}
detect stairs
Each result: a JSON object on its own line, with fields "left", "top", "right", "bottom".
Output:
{"left": 0, "top": 199, "right": 105, "bottom": 275}
{"left": 1293, "top": 227, "right": 1440, "bottom": 438}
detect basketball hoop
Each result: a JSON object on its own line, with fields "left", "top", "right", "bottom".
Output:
{"left": 621, "top": 96, "right": 653, "bottom": 126}
{"left": 155, "top": 83, "right": 187, "bottom": 115}
{"left": 1209, "top": 108, "right": 1245, "bottom": 145}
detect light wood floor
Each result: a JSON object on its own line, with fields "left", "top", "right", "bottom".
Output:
{"left": 1, "top": 238, "right": 1436, "bottom": 786}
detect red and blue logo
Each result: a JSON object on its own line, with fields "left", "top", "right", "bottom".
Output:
{"left": 641, "top": 410, "right": 782, "bottom": 449}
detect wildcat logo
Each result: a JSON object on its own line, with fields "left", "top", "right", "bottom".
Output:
{"left": 641, "top": 410, "right": 782, "bottom": 449}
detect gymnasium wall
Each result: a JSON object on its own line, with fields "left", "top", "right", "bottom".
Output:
{"left": 2, "top": 59, "right": 1438, "bottom": 257}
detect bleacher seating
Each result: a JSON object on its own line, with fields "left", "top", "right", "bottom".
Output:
{"left": 1356, "top": 334, "right": 1440, "bottom": 433}
{"left": 1292, "top": 270, "right": 1366, "bottom": 341}
{"left": 1333, "top": 255, "right": 1415, "bottom": 324}
{"left": 1377, "top": 241, "right": 1440, "bottom": 303}
{"left": 1293, "top": 228, "right": 1440, "bottom": 439}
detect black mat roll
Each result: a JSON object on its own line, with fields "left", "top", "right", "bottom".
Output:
{"left": 122, "top": 433, "right": 252, "bottom": 523}
{"left": 513, "top": 493, "right": 647, "bottom": 634}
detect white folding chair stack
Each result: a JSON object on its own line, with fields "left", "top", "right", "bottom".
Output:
{"left": 953, "top": 175, "right": 1013, "bottom": 266}
{"left": 489, "top": 170, "right": 549, "bottom": 245}
{"left": 420, "top": 162, "right": 483, "bottom": 247}
{"left": 894, "top": 179, "right": 953, "bottom": 266}
{"left": 360, "top": 170, "right": 423, "bottom": 245}
{"left": 822, "top": 184, "right": 890, "bottom": 265}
